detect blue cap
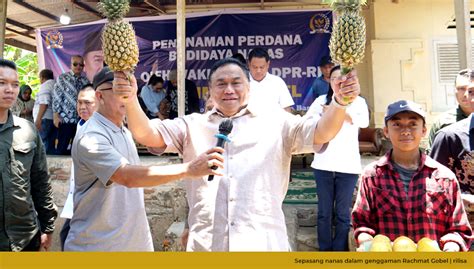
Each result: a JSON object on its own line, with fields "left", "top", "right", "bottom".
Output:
{"left": 384, "top": 100, "right": 426, "bottom": 124}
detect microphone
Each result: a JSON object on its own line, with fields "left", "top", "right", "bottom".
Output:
{"left": 208, "top": 118, "right": 233, "bottom": 181}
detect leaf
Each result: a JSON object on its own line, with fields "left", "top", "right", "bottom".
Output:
{"left": 3, "top": 45, "right": 40, "bottom": 94}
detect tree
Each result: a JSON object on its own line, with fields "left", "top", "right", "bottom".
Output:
{"left": 3, "top": 45, "right": 40, "bottom": 96}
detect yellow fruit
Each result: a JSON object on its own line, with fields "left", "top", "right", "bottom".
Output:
{"left": 373, "top": 234, "right": 391, "bottom": 244}
{"left": 392, "top": 236, "right": 417, "bottom": 252}
{"left": 369, "top": 241, "right": 392, "bottom": 252}
{"left": 327, "top": 0, "right": 367, "bottom": 75}
{"left": 99, "top": 0, "right": 139, "bottom": 72}
{"left": 417, "top": 237, "right": 441, "bottom": 252}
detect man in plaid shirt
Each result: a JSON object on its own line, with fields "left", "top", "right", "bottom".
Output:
{"left": 352, "top": 100, "right": 472, "bottom": 251}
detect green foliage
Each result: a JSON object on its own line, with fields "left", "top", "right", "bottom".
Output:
{"left": 322, "top": 0, "right": 367, "bottom": 12}
{"left": 3, "top": 45, "right": 40, "bottom": 97}
{"left": 98, "top": 0, "right": 130, "bottom": 20}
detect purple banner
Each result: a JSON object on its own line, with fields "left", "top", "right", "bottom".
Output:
{"left": 37, "top": 10, "right": 332, "bottom": 110}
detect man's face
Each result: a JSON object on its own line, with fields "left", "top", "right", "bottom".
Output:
{"left": 248, "top": 57, "right": 269, "bottom": 82}
{"left": 455, "top": 75, "right": 474, "bottom": 114}
{"left": 153, "top": 82, "right": 164, "bottom": 92}
{"left": 71, "top": 57, "right": 84, "bottom": 76}
{"left": 384, "top": 111, "right": 426, "bottom": 153}
{"left": 170, "top": 79, "right": 177, "bottom": 87}
{"left": 77, "top": 88, "right": 97, "bottom": 121}
{"left": 320, "top": 63, "right": 335, "bottom": 79}
{"left": 84, "top": 50, "right": 104, "bottom": 82}
{"left": 209, "top": 63, "right": 249, "bottom": 117}
{"left": 96, "top": 82, "right": 126, "bottom": 122}
{"left": 0, "top": 67, "right": 19, "bottom": 111}
{"left": 168, "top": 70, "right": 177, "bottom": 87}
{"left": 468, "top": 81, "right": 474, "bottom": 112}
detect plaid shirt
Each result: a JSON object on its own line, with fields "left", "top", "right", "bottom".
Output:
{"left": 352, "top": 151, "right": 473, "bottom": 251}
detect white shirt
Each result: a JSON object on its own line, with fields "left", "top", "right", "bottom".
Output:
{"left": 308, "top": 95, "right": 369, "bottom": 174}
{"left": 149, "top": 103, "right": 321, "bottom": 251}
{"left": 60, "top": 119, "right": 86, "bottom": 219}
{"left": 249, "top": 73, "right": 294, "bottom": 109}
{"left": 33, "top": 79, "right": 55, "bottom": 121}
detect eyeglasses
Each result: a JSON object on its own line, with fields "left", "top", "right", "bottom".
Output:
{"left": 73, "top": 62, "right": 84, "bottom": 67}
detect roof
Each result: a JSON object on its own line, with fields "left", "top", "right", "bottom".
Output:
{"left": 5, "top": 0, "right": 327, "bottom": 52}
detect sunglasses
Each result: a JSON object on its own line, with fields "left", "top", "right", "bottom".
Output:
{"left": 73, "top": 62, "right": 85, "bottom": 67}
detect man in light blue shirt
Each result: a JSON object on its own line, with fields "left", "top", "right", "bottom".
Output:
{"left": 140, "top": 75, "right": 166, "bottom": 119}
{"left": 302, "top": 56, "right": 335, "bottom": 107}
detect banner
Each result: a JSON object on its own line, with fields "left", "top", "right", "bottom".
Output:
{"left": 1, "top": 252, "right": 474, "bottom": 269}
{"left": 37, "top": 9, "right": 333, "bottom": 110}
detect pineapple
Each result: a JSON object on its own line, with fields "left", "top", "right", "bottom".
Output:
{"left": 98, "top": 0, "right": 139, "bottom": 72}
{"left": 326, "top": 0, "right": 367, "bottom": 75}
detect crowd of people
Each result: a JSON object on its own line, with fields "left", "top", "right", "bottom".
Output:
{"left": 1, "top": 44, "right": 473, "bottom": 253}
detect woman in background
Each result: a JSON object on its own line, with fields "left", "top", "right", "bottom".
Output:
{"left": 307, "top": 65, "right": 369, "bottom": 251}
{"left": 12, "top": 84, "right": 35, "bottom": 122}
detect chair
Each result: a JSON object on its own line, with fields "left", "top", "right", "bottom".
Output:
{"left": 358, "top": 127, "right": 384, "bottom": 156}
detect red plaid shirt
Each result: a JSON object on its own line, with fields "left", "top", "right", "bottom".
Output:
{"left": 352, "top": 151, "right": 473, "bottom": 251}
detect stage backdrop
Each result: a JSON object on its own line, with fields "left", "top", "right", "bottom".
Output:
{"left": 36, "top": 9, "right": 332, "bottom": 111}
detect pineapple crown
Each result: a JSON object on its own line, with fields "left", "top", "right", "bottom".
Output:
{"left": 98, "top": 0, "right": 130, "bottom": 21}
{"left": 323, "top": 0, "right": 367, "bottom": 13}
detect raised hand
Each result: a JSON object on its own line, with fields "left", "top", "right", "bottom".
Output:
{"left": 332, "top": 69, "right": 360, "bottom": 106}
{"left": 113, "top": 71, "right": 138, "bottom": 102}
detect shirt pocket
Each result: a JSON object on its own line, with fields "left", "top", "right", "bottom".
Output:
{"left": 425, "top": 190, "right": 450, "bottom": 217}
{"left": 10, "top": 141, "right": 36, "bottom": 179}
{"left": 373, "top": 187, "right": 399, "bottom": 216}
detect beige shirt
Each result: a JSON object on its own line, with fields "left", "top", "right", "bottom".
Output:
{"left": 150, "top": 103, "right": 320, "bottom": 251}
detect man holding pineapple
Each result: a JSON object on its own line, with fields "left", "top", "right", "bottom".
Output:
{"left": 115, "top": 57, "right": 360, "bottom": 251}
{"left": 96, "top": 0, "right": 361, "bottom": 251}
{"left": 64, "top": 67, "right": 226, "bottom": 251}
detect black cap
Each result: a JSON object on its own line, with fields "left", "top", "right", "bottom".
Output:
{"left": 319, "top": 56, "right": 333, "bottom": 66}
{"left": 384, "top": 100, "right": 426, "bottom": 124}
{"left": 93, "top": 66, "right": 113, "bottom": 90}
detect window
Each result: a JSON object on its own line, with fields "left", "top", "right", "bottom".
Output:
{"left": 432, "top": 41, "right": 474, "bottom": 112}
